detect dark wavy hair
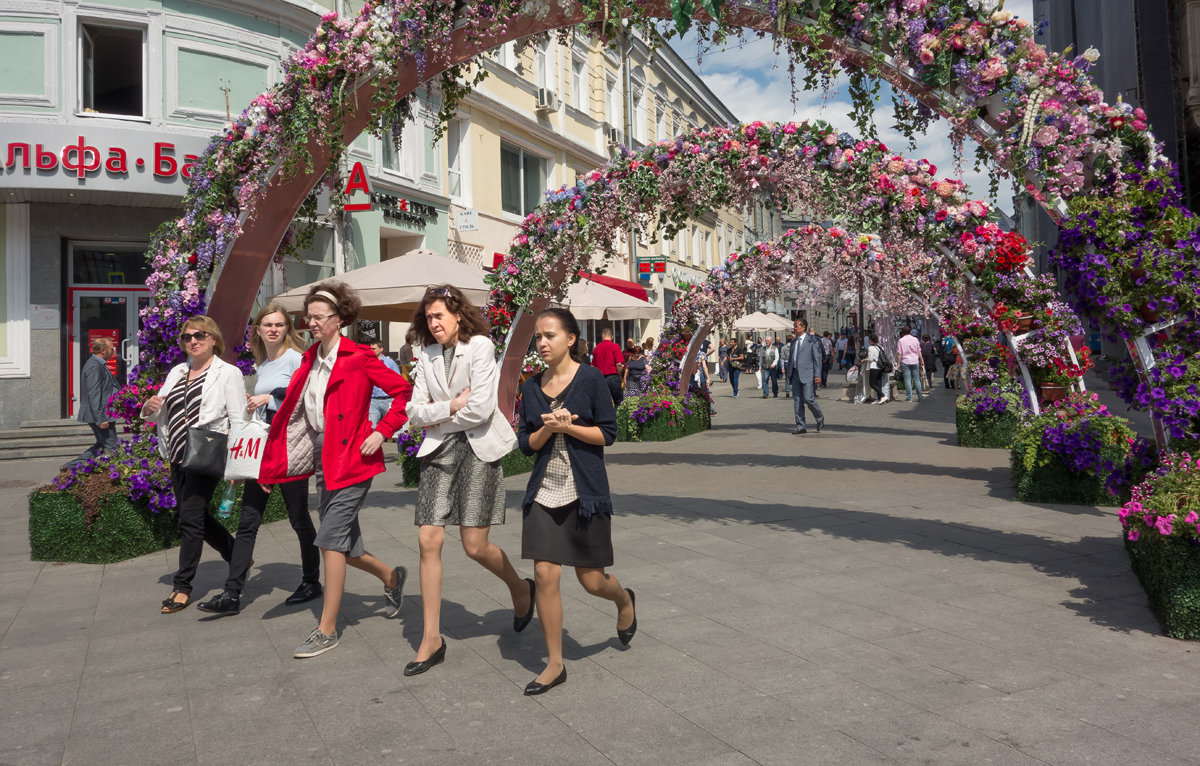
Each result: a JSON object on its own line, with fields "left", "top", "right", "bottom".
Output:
{"left": 410, "top": 284, "right": 491, "bottom": 346}
{"left": 535, "top": 307, "right": 586, "bottom": 363}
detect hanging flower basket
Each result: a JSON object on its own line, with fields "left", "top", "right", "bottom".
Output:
{"left": 1015, "top": 314, "right": 1034, "bottom": 332}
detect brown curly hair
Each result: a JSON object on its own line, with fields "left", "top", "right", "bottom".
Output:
{"left": 410, "top": 285, "right": 491, "bottom": 346}
{"left": 303, "top": 280, "right": 361, "bottom": 328}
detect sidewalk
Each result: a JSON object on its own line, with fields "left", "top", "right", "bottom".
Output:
{"left": 2, "top": 378, "right": 1196, "bottom": 765}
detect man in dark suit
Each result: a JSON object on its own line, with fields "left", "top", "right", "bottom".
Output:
{"left": 787, "top": 318, "right": 825, "bottom": 434}
{"left": 76, "top": 337, "right": 120, "bottom": 460}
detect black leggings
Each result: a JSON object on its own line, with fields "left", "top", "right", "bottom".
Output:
{"left": 171, "top": 465, "right": 234, "bottom": 593}
{"left": 225, "top": 480, "right": 319, "bottom": 595}
{"left": 868, "top": 368, "right": 885, "bottom": 400}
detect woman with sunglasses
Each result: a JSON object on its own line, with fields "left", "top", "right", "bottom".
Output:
{"left": 259, "top": 281, "right": 413, "bottom": 659}
{"left": 403, "top": 284, "right": 530, "bottom": 676}
{"left": 516, "top": 308, "right": 635, "bottom": 696}
{"left": 196, "top": 303, "right": 320, "bottom": 616}
{"left": 142, "top": 316, "right": 247, "bottom": 614}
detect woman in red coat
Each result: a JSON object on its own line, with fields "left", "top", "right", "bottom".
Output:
{"left": 259, "top": 280, "right": 413, "bottom": 659}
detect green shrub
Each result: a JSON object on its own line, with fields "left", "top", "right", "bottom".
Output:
{"left": 501, "top": 448, "right": 535, "bottom": 477}
{"left": 30, "top": 480, "right": 290, "bottom": 564}
{"left": 956, "top": 406, "right": 1020, "bottom": 448}
{"left": 1125, "top": 535, "right": 1200, "bottom": 640}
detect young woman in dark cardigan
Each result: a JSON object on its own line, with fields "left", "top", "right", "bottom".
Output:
{"left": 516, "top": 308, "right": 636, "bottom": 696}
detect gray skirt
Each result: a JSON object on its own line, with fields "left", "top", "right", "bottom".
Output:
{"left": 415, "top": 432, "right": 505, "bottom": 527}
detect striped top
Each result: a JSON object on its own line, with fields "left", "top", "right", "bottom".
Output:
{"left": 165, "top": 371, "right": 206, "bottom": 463}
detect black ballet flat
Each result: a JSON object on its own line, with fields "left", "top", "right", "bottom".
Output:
{"left": 617, "top": 588, "right": 637, "bottom": 646}
{"left": 523, "top": 666, "right": 567, "bottom": 696}
{"left": 514, "top": 578, "right": 536, "bottom": 633}
{"left": 403, "top": 639, "right": 446, "bottom": 677}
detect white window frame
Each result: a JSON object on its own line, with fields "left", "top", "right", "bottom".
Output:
{"left": 632, "top": 85, "right": 647, "bottom": 144}
{"left": 491, "top": 41, "right": 516, "bottom": 69}
{"left": 0, "top": 205, "right": 31, "bottom": 378}
{"left": 691, "top": 225, "right": 701, "bottom": 267}
{"left": 77, "top": 19, "right": 149, "bottom": 121}
{"left": 500, "top": 139, "right": 549, "bottom": 219}
{"left": 605, "top": 73, "right": 619, "bottom": 126}
{"left": 164, "top": 37, "right": 277, "bottom": 123}
{"left": 446, "top": 115, "right": 471, "bottom": 206}
{"left": 704, "top": 231, "right": 712, "bottom": 269}
{"left": 570, "top": 54, "right": 586, "bottom": 111}
{"left": 534, "top": 38, "right": 556, "bottom": 91}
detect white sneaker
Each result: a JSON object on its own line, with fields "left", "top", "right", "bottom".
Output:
{"left": 877, "top": 397, "right": 889, "bottom": 405}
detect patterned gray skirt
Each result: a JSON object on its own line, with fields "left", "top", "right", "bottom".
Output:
{"left": 415, "top": 431, "right": 505, "bottom": 527}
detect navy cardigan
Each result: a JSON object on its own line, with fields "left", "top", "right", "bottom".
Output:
{"left": 517, "top": 364, "right": 617, "bottom": 518}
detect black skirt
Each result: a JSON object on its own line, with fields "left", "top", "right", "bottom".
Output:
{"left": 522, "top": 500, "right": 613, "bottom": 568}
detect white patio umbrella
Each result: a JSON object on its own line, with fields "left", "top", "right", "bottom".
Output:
{"left": 552, "top": 278, "right": 660, "bottom": 320}
{"left": 270, "top": 249, "right": 489, "bottom": 321}
{"left": 732, "top": 311, "right": 791, "bottom": 331}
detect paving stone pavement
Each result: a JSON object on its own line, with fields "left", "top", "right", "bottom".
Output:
{"left": 2, "top": 372, "right": 1198, "bottom": 765}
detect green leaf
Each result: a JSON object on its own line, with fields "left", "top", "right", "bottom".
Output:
{"left": 695, "top": 0, "right": 722, "bottom": 21}
{"left": 671, "top": 0, "right": 696, "bottom": 37}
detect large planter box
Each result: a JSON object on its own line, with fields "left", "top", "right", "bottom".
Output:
{"left": 617, "top": 398, "right": 711, "bottom": 442}
{"left": 1009, "top": 438, "right": 1120, "bottom": 506}
{"left": 29, "top": 481, "right": 288, "bottom": 565}
{"left": 956, "top": 408, "right": 1019, "bottom": 448}
{"left": 1125, "top": 535, "right": 1200, "bottom": 640}
{"left": 398, "top": 447, "right": 535, "bottom": 489}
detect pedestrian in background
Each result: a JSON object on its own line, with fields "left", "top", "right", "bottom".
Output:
{"left": 819, "top": 332, "right": 834, "bottom": 388}
{"left": 896, "top": 326, "right": 925, "bottom": 403}
{"left": 835, "top": 333, "right": 848, "bottom": 369}
{"left": 865, "top": 332, "right": 888, "bottom": 404}
{"left": 368, "top": 339, "right": 402, "bottom": 428}
{"left": 781, "top": 334, "right": 794, "bottom": 398}
{"left": 728, "top": 339, "right": 746, "bottom": 398}
{"left": 920, "top": 334, "right": 938, "bottom": 392}
{"left": 517, "top": 307, "right": 636, "bottom": 696}
{"left": 717, "top": 339, "right": 729, "bottom": 383}
{"left": 759, "top": 338, "right": 780, "bottom": 398}
{"left": 787, "top": 318, "right": 825, "bottom": 434}
{"left": 591, "top": 329, "right": 625, "bottom": 406}
{"left": 76, "top": 336, "right": 120, "bottom": 462}
{"left": 142, "top": 315, "right": 245, "bottom": 615}
{"left": 843, "top": 333, "right": 857, "bottom": 369}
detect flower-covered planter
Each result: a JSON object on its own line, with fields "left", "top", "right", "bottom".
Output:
{"left": 1010, "top": 394, "right": 1135, "bottom": 506}
{"left": 617, "top": 394, "right": 711, "bottom": 442}
{"left": 29, "top": 481, "right": 287, "bottom": 565}
{"left": 1124, "top": 535, "right": 1200, "bottom": 640}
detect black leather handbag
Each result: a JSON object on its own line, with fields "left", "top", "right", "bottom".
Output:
{"left": 178, "top": 370, "right": 227, "bottom": 478}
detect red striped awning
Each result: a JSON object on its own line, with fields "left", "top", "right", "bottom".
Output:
{"left": 577, "top": 270, "right": 650, "bottom": 301}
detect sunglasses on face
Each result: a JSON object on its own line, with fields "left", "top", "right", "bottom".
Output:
{"left": 179, "top": 331, "right": 211, "bottom": 343}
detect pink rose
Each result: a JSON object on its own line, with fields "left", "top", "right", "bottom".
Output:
{"left": 1032, "top": 126, "right": 1060, "bottom": 147}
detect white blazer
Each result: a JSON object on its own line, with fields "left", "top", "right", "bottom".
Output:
{"left": 406, "top": 334, "right": 517, "bottom": 463}
{"left": 143, "top": 356, "right": 246, "bottom": 460}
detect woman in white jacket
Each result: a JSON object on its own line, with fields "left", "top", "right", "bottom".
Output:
{"left": 402, "top": 285, "right": 532, "bottom": 676}
{"left": 141, "top": 315, "right": 246, "bottom": 614}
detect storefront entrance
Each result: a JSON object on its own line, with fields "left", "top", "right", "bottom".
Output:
{"left": 66, "top": 242, "right": 152, "bottom": 417}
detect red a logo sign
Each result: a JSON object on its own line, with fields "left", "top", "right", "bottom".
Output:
{"left": 343, "top": 161, "right": 371, "bottom": 211}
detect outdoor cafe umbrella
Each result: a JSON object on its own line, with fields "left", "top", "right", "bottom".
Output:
{"left": 270, "top": 249, "right": 489, "bottom": 321}
{"left": 551, "top": 278, "right": 660, "bottom": 320}
{"left": 732, "top": 311, "right": 791, "bottom": 332}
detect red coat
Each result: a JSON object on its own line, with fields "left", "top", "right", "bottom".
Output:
{"left": 260, "top": 337, "right": 412, "bottom": 490}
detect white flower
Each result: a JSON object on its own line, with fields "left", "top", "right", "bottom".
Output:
{"left": 1082, "top": 46, "right": 1100, "bottom": 63}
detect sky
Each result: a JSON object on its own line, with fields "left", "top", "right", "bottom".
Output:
{"left": 667, "top": 0, "right": 1036, "bottom": 210}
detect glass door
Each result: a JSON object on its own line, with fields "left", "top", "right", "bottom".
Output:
{"left": 68, "top": 289, "right": 147, "bottom": 417}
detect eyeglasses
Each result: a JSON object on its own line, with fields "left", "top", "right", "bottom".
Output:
{"left": 304, "top": 314, "right": 337, "bottom": 324}
{"left": 179, "top": 331, "right": 211, "bottom": 343}
{"left": 425, "top": 287, "right": 451, "bottom": 298}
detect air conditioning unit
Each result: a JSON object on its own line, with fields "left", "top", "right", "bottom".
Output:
{"left": 536, "top": 88, "right": 559, "bottom": 112}
{"left": 606, "top": 126, "right": 623, "bottom": 145}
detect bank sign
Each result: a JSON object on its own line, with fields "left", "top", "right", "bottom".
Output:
{"left": 0, "top": 124, "right": 211, "bottom": 196}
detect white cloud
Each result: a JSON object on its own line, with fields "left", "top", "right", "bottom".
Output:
{"left": 668, "top": 2, "right": 1040, "bottom": 206}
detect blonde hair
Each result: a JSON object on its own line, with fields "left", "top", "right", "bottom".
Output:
{"left": 249, "top": 303, "right": 306, "bottom": 364}
{"left": 179, "top": 315, "right": 224, "bottom": 356}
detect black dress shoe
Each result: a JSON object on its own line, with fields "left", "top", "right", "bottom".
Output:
{"left": 514, "top": 578, "right": 536, "bottom": 632}
{"left": 524, "top": 666, "right": 567, "bottom": 696}
{"left": 617, "top": 589, "right": 637, "bottom": 646}
{"left": 403, "top": 639, "right": 446, "bottom": 676}
{"left": 196, "top": 590, "right": 241, "bottom": 616}
{"left": 790, "top": 428, "right": 808, "bottom": 435}
{"left": 284, "top": 582, "right": 323, "bottom": 606}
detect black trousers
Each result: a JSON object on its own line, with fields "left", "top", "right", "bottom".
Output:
{"left": 170, "top": 464, "right": 234, "bottom": 593}
{"left": 604, "top": 374, "right": 624, "bottom": 406}
{"left": 224, "top": 479, "right": 319, "bottom": 595}
{"left": 868, "top": 368, "right": 886, "bottom": 400}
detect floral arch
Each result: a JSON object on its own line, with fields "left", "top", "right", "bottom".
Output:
{"left": 131, "top": 0, "right": 1194, "bottom": 451}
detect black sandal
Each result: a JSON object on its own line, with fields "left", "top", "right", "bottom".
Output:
{"left": 161, "top": 590, "right": 190, "bottom": 614}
